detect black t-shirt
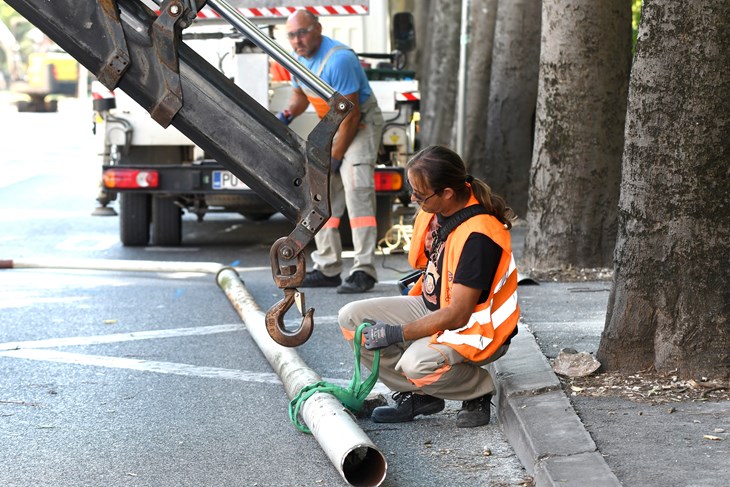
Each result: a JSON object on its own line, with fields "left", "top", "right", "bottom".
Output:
{"left": 422, "top": 216, "right": 502, "bottom": 312}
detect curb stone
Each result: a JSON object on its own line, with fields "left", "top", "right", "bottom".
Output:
{"left": 488, "top": 327, "right": 622, "bottom": 486}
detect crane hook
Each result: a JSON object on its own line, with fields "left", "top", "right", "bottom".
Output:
{"left": 265, "top": 237, "right": 315, "bottom": 347}
{"left": 265, "top": 287, "right": 314, "bottom": 347}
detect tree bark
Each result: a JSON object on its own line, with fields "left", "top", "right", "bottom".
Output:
{"left": 597, "top": 0, "right": 730, "bottom": 380}
{"left": 482, "top": 0, "right": 541, "bottom": 218}
{"left": 417, "top": 0, "right": 461, "bottom": 146}
{"left": 523, "top": 0, "right": 631, "bottom": 270}
{"left": 461, "top": 0, "right": 498, "bottom": 174}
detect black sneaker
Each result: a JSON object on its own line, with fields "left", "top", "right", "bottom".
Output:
{"left": 371, "top": 392, "right": 445, "bottom": 423}
{"left": 300, "top": 270, "right": 341, "bottom": 288}
{"left": 337, "top": 271, "right": 376, "bottom": 294}
{"left": 456, "top": 393, "right": 492, "bottom": 428}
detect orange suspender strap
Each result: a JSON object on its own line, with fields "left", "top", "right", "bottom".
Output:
{"left": 300, "top": 45, "right": 350, "bottom": 119}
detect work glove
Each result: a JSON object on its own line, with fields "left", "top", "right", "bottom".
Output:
{"left": 330, "top": 157, "right": 342, "bottom": 173}
{"left": 276, "top": 109, "right": 293, "bottom": 125}
{"left": 363, "top": 320, "right": 404, "bottom": 350}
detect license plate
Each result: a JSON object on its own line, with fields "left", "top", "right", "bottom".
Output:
{"left": 212, "top": 171, "right": 250, "bottom": 190}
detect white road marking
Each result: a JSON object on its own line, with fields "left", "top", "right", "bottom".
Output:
{"left": 0, "top": 324, "right": 246, "bottom": 351}
{"left": 0, "top": 348, "right": 387, "bottom": 393}
{"left": 1, "top": 348, "right": 284, "bottom": 384}
{"left": 0, "top": 322, "right": 388, "bottom": 393}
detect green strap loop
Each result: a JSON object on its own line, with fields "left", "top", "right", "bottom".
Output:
{"left": 288, "top": 322, "right": 380, "bottom": 433}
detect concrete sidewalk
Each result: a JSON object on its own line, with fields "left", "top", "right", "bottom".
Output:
{"left": 491, "top": 279, "right": 730, "bottom": 486}
{"left": 492, "top": 221, "right": 729, "bottom": 486}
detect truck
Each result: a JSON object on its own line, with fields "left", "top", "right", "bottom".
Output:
{"left": 88, "top": 0, "right": 420, "bottom": 247}
{"left": 1, "top": 16, "right": 79, "bottom": 112}
{"left": 6, "top": 0, "right": 417, "bottom": 346}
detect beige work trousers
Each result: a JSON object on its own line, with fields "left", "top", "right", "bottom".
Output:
{"left": 311, "top": 94, "right": 384, "bottom": 279}
{"left": 338, "top": 295, "right": 509, "bottom": 400}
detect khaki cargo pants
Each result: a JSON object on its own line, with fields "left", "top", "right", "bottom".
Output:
{"left": 338, "top": 295, "right": 509, "bottom": 400}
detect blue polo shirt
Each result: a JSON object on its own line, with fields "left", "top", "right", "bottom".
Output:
{"left": 291, "top": 36, "right": 372, "bottom": 104}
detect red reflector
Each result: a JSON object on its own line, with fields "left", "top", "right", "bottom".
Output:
{"left": 374, "top": 170, "right": 403, "bottom": 192}
{"left": 103, "top": 169, "right": 159, "bottom": 189}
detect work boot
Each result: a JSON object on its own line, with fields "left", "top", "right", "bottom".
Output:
{"left": 300, "top": 270, "right": 341, "bottom": 288}
{"left": 337, "top": 271, "right": 376, "bottom": 294}
{"left": 456, "top": 393, "right": 492, "bottom": 428}
{"left": 371, "top": 392, "right": 445, "bottom": 423}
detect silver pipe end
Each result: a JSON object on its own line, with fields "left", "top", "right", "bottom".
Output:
{"left": 341, "top": 445, "right": 388, "bottom": 487}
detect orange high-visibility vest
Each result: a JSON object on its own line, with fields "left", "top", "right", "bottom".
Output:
{"left": 408, "top": 195, "right": 520, "bottom": 362}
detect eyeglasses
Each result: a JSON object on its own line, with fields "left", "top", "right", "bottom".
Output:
{"left": 287, "top": 25, "right": 315, "bottom": 40}
{"left": 411, "top": 189, "right": 439, "bottom": 204}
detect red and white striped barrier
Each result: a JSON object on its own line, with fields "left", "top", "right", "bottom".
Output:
{"left": 195, "top": 4, "right": 368, "bottom": 19}
{"left": 395, "top": 91, "right": 420, "bottom": 103}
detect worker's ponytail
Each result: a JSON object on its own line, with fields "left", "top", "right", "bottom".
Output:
{"left": 468, "top": 177, "right": 514, "bottom": 230}
{"left": 407, "top": 145, "right": 514, "bottom": 229}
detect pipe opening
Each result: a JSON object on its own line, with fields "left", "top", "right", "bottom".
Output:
{"left": 342, "top": 445, "right": 387, "bottom": 487}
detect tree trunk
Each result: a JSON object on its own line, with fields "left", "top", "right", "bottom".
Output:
{"left": 417, "top": 0, "right": 461, "bottom": 146}
{"left": 462, "top": 0, "right": 498, "bottom": 173}
{"left": 597, "top": 0, "right": 730, "bottom": 380}
{"left": 482, "top": 0, "right": 541, "bottom": 218}
{"left": 522, "top": 0, "right": 631, "bottom": 270}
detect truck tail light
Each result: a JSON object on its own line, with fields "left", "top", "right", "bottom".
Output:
{"left": 374, "top": 169, "right": 404, "bottom": 192}
{"left": 103, "top": 169, "right": 159, "bottom": 189}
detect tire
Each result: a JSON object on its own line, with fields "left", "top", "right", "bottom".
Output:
{"left": 151, "top": 195, "right": 182, "bottom": 246}
{"left": 119, "top": 193, "right": 151, "bottom": 246}
{"left": 16, "top": 101, "right": 31, "bottom": 113}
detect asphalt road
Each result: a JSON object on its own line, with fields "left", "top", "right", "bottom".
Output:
{"left": 0, "top": 96, "right": 531, "bottom": 486}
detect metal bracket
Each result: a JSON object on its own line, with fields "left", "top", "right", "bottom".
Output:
{"left": 95, "top": 0, "right": 131, "bottom": 89}
{"left": 150, "top": 0, "right": 187, "bottom": 127}
{"left": 275, "top": 92, "right": 353, "bottom": 263}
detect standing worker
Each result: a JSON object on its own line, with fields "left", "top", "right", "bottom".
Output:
{"left": 338, "top": 146, "right": 520, "bottom": 427}
{"left": 277, "top": 9, "right": 384, "bottom": 293}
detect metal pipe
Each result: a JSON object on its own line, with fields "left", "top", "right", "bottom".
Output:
{"left": 0, "top": 257, "right": 269, "bottom": 275}
{"left": 216, "top": 267, "right": 387, "bottom": 487}
{"left": 150, "top": 0, "right": 335, "bottom": 100}
{"left": 207, "top": 0, "right": 335, "bottom": 100}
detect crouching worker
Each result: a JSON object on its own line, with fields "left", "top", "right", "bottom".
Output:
{"left": 338, "top": 145, "right": 520, "bottom": 428}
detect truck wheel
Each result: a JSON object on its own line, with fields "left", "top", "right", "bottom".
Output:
{"left": 151, "top": 196, "right": 182, "bottom": 246}
{"left": 119, "top": 193, "right": 151, "bottom": 246}
{"left": 16, "top": 101, "right": 31, "bottom": 112}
